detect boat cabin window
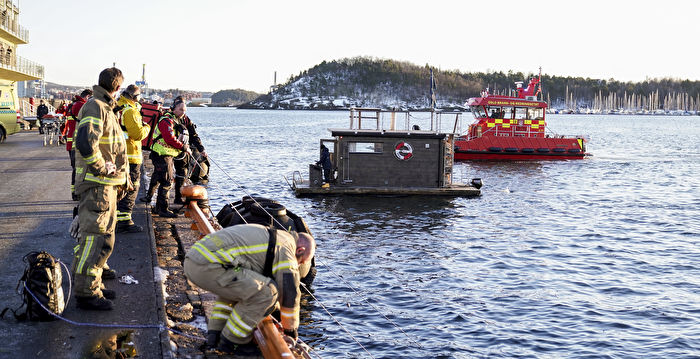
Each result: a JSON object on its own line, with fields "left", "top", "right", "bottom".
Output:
{"left": 527, "top": 107, "right": 544, "bottom": 120}
{"left": 348, "top": 142, "right": 383, "bottom": 153}
{"left": 485, "top": 106, "right": 515, "bottom": 119}
{"left": 515, "top": 107, "right": 528, "bottom": 119}
{"left": 471, "top": 106, "right": 487, "bottom": 118}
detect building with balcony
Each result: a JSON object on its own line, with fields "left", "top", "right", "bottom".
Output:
{"left": 0, "top": 1, "right": 44, "bottom": 120}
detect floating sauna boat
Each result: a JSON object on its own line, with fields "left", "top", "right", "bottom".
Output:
{"left": 454, "top": 74, "right": 590, "bottom": 160}
{"left": 289, "top": 108, "right": 482, "bottom": 197}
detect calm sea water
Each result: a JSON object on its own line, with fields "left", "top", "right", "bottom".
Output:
{"left": 188, "top": 108, "right": 700, "bottom": 358}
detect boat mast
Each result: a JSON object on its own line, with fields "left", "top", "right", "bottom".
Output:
{"left": 430, "top": 68, "right": 437, "bottom": 130}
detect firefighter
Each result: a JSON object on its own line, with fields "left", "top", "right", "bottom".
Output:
{"left": 149, "top": 98, "right": 189, "bottom": 218}
{"left": 72, "top": 68, "right": 128, "bottom": 310}
{"left": 115, "top": 85, "right": 150, "bottom": 233}
{"left": 183, "top": 224, "right": 315, "bottom": 354}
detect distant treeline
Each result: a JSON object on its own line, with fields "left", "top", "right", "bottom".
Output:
{"left": 250, "top": 57, "right": 700, "bottom": 110}
{"left": 210, "top": 89, "right": 260, "bottom": 106}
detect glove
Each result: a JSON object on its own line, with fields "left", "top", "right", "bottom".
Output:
{"left": 69, "top": 214, "right": 80, "bottom": 239}
{"left": 283, "top": 328, "right": 298, "bottom": 340}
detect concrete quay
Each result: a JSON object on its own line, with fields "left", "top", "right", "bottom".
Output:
{"left": 0, "top": 132, "right": 166, "bottom": 358}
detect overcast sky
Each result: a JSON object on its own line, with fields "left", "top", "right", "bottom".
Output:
{"left": 17, "top": 0, "right": 700, "bottom": 93}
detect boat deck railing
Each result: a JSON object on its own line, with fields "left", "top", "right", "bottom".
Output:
{"left": 348, "top": 107, "right": 463, "bottom": 134}
{"left": 462, "top": 124, "right": 588, "bottom": 141}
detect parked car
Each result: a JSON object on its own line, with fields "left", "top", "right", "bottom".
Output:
{"left": 0, "top": 106, "right": 21, "bottom": 142}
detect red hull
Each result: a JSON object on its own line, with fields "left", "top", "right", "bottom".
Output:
{"left": 454, "top": 136, "right": 587, "bottom": 161}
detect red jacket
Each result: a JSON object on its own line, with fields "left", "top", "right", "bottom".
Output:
{"left": 158, "top": 114, "right": 185, "bottom": 150}
{"left": 64, "top": 96, "right": 87, "bottom": 151}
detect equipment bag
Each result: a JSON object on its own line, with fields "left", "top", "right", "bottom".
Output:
{"left": 1, "top": 251, "right": 66, "bottom": 321}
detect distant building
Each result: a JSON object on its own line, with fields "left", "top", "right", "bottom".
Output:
{"left": 0, "top": 1, "right": 43, "bottom": 114}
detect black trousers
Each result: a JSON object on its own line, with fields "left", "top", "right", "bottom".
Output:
{"left": 116, "top": 163, "right": 141, "bottom": 223}
{"left": 174, "top": 156, "right": 189, "bottom": 200}
{"left": 69, "top": 149, "right": 76, "bottom": 194}
{"left": 151, "top": 152, "right": 174, "bottom": 211}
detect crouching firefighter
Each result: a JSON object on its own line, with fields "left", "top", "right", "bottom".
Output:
{"left": 147, "top": 98, "right": 189, "bottom": 218}
{"left": 183, "top": 224, "right": 316, "bottom": 355}
{"left": 115, "top": 85, "right": 150, "bottom": 233}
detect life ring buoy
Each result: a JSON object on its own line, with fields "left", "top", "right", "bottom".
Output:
{"left": 394, "top": 141, "right": 413, "bottom": 160}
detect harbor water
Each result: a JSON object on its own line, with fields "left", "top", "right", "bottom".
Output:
{"left": 189, "top": 108, "right": 700, "bottom": 358}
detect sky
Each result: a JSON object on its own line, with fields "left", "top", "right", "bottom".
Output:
{"left": 16, "top": 0, "right": 700, "bottom": 94}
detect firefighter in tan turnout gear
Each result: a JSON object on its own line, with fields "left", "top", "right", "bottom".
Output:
{"left": 184, "top": 224, "right": 316, "bottom": 355}
{"left": 71, "top": 68, "right": 129, "bottom": 310}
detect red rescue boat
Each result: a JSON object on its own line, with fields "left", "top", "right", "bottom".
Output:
{"left": 454, "top": 73, "right": 589, "bottom": 160}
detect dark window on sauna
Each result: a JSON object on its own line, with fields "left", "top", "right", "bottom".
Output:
{"left": 348, "top": 142, "right": 383, "bottom": 153}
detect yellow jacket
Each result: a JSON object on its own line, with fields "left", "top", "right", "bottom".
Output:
{"left": 117, "top": 96, "right": 150, "bottom": 164}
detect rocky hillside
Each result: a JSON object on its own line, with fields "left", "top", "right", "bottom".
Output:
{"left": 239, "top": 57, "right": 700, "bottom": 111}
{"left": 240, "top": 57, "right": 481, "bottom": 110}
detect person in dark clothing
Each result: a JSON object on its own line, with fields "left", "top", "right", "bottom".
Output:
{"left": 171, "top": 96, "right": 207, "bottom": 204}
{"left": 148, "top": 98, "right": 190, "bottom": 217}
{"left": 318, "top": 144, "right": 332, "bottom": 183}
{"left": 36, "top": 100, "right": 49, "bottom": 133}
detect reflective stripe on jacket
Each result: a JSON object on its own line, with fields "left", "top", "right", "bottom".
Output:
{"left": 185, "top": 224, "right": 302, "bottom": 330}
{"left": 151, "top": 112, "right": 183, "bottom": 157}
{"left": 117, "top": 96, "right": 149, "bottom": 164}
{"left": 73, "top": 85, "right": 128, "bottom": 194}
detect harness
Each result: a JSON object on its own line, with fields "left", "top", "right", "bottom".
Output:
{"left": 263, "top": 227, "right": 277, "bottom": 279}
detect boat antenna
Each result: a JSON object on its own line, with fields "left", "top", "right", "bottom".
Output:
{"left": 537, "top": 66, "right": 543, "bottom": 101}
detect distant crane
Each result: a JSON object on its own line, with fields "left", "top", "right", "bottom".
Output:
{"left": 136, "top": 64, "right": 149, "bottom": 96}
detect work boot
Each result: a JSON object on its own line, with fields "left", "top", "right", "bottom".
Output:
{"left": 206, "top": 330, "right": 221, "bottom": 350}
{"left": 116, "top": 221, "right": 143, "bottom": 233}
{"left": 174, "top": 177, "right": 185, "bottom": 205}
{"left": 155, "top": 187, "right": 177, "bottom": 217}
{"left": 102, "top": 268, "right": 117, "bottom": 280}
{"left": 158, "top": 209, "right": 178, "bottom": 218}
{"left": 76, "top": 296, "right": 113, "bottom": 311}
{"left": 140, "top": 182, "right": 157, "bottom": 203}
{"left": 102, "top": 289, "right": 116, "bottom": 300}
{"left": 216, "top": 337, "right": 259, "bottom": 355}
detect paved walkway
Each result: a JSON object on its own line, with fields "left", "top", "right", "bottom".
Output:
{"left": 0, "top": 132, "right": 166, "bottom": 358}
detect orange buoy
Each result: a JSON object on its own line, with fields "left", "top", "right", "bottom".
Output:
{"left": 180, "top": 185, "right": 208, "bottom": 200}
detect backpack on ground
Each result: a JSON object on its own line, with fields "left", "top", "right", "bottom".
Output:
{"left": 1, "top": 251, "right": 67, "bottom": 321}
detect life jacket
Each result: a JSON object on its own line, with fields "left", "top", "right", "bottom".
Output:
{"left": 150, "top": 113, "right": 183, "bottom": 157}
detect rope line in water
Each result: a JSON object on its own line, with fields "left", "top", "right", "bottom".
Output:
{"left": 311, "top": 255, "right": 426, "bottom": 351}
{"left": 186, "top": 152, "right": 249, "bottom": 225}
{"left": 300, "top": 283, "right": 375, "bottom": 359}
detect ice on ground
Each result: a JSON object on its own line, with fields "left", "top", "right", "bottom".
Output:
{"left": 154, "top": 266, "right": 169, "bottom": 282}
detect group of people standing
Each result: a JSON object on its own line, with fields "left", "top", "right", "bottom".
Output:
{"left": 66, "top": 67, "right": 207, "bottom": 311}
{"left": 62, "top": 67, "right": 313, "bottom": 356}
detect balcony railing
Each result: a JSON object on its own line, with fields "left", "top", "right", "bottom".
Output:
{"left": 0, "top": 8, "right": 28, "bottom": 43}
{"left": 0, "top": 55, "right": 43, "bottom": 79}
